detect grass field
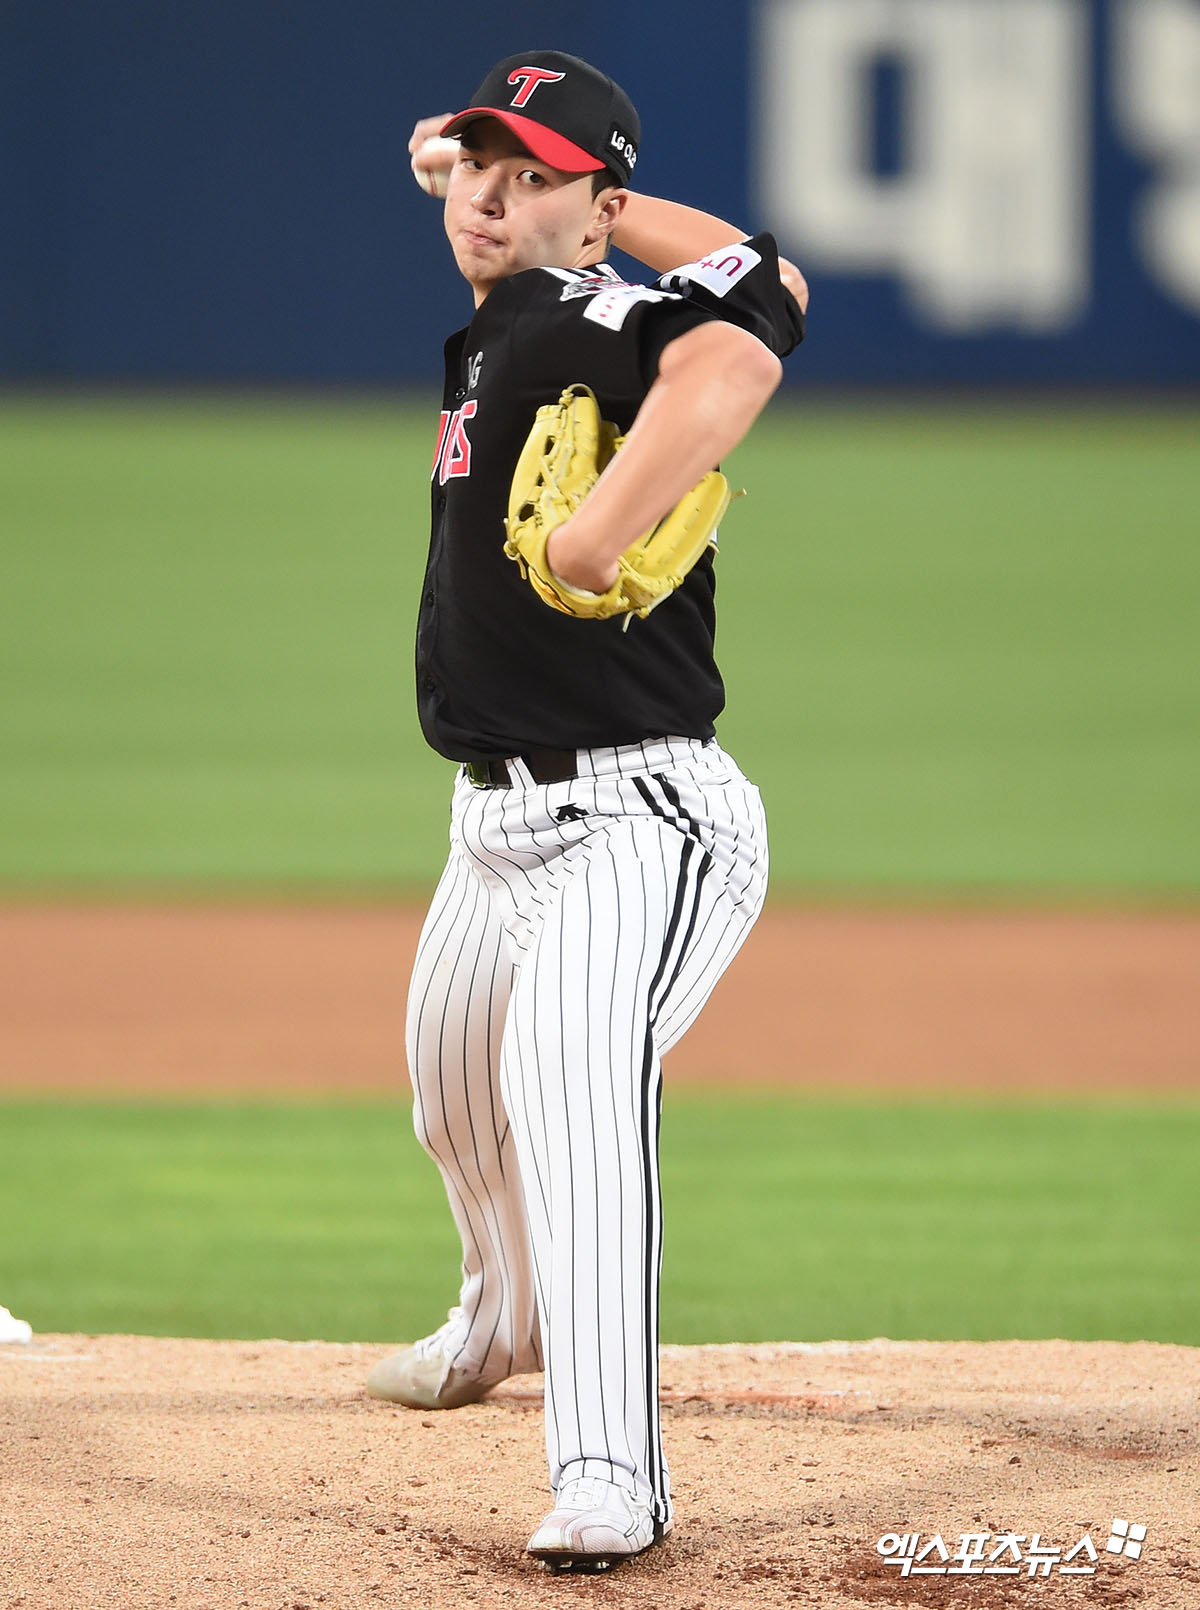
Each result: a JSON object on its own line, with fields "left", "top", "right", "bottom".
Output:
{"left": 3, "top": 399, "right": 1195, "bottom": 1352}
{"left": 3, "top": 395, "right": 1197, "bottom": 894}
{"left": 3, "top": 1096, "right": 1197, "bottom": 1346}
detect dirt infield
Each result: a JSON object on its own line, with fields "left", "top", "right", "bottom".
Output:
{"left": 4, "top": 904, "right": 1198, "bottom": 1603}
{"left": 2, "top": 901, "right": 1199, "bottom": 1094}
{"left": 2, "top": 1334, "right": 1197, "bottom": 1608}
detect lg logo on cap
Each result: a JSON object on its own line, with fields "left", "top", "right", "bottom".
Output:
{"left": 609, "top": 128, "right": 638, "bottom": 169}
{"left": 507, "top": 67, "right": 566, "bottom": 107}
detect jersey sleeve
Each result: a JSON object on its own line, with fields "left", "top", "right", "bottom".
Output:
{"left": 499, "top": 270, "right": 718, "bottom": 422}
{"left": 491, "top": 232, "right": 801, "bottom": 424}
{"left": 654, "top": 232, "right": 805, "bottom": 357}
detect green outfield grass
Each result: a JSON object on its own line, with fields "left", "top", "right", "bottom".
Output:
{"left": 2, "top": 396, "right": 1197, "bottom": 893}
{"left": 2, "top": 1096, "right": 1197, "bottom": 1345}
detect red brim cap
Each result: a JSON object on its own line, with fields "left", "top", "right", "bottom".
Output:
{"left": 439, "top": 108, "right": 605, "bottom": 174}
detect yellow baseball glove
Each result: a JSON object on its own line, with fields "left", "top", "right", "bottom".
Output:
{"left": 503, "top": 384, "right": 737, "bottom": 624}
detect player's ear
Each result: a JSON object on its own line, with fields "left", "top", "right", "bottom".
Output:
{"left": 585, "top": 188, "right": 627, "bottom": 248}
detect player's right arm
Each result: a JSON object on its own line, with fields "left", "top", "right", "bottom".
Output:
{"left": 614, "top": 194, "right": 809, "bottom": 314}
{"left": 407, "top": 117, "right": 808, "bottom": 315}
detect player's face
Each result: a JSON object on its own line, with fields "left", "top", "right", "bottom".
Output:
{"left": 444, "top": 120, "right": 620, "bottom": 304}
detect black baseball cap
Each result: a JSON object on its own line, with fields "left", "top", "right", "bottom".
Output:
{"left": 440, "top": 50, "right": 640, "bottom": 187}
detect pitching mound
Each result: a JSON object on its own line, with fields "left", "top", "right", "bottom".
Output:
{"left": 3, "top": 1337, "right": 1196, "bottom": 1608}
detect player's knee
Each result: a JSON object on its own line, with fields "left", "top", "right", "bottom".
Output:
{"left": 410, "top": 1088, "right": 448, "bottom": 1154}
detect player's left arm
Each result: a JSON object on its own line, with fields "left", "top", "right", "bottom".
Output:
{"left": 545, "top": 320, "right": 782, "bottom": 594}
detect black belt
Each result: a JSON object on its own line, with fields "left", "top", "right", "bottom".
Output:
{"left": 464, "top": 748, "right": 579, "bottom": 788}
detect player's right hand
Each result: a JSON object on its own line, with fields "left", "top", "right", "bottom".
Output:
{"left": 779, "top": 257, "right": 809, "bottom": 314}
{"left": 409, "top": 116, "right": 459, "bottom": 198}
{"left": 409, "top": 116, "right": 457, "bottom": 163}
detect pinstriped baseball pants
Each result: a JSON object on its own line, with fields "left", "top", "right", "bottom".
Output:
{"left": 406, "top": 735, "right": 768, "bottom": 1525}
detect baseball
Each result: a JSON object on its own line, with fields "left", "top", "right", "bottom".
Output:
{"left": 411, "top": 136, "right": 458, "bottom": 198}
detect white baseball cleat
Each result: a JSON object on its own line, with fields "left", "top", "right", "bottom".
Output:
{"left": 526, "top": 1477, "right": 671, "bottom": 1573}
{"left": 0, "top": 1306, "right": 33, "bottom": 1345}
{"left": 365, "top": 1307, "right": 495, "bottom": 1409}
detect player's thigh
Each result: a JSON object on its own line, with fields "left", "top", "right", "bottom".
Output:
{"left": 500, "top": 803, "right": 762, "bottom": 1066}
{"left": 502, "top": 815, "right": 702, "bottom": 1059}
{"left": 653, "top": 855, "right": 765, "bottom": 1055}
{"left": 494, "top": 818, "right": 689, "bottom": 1237}
{"left": 406, "top": 847, "right": 515, "bottom": 1113}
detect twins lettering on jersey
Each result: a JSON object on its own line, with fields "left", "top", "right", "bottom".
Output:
{"left": 432, "top": 400, "right": 476, "bottom": 485}
{"left": 432, "top": 351, "right": 484, "bottom": 485}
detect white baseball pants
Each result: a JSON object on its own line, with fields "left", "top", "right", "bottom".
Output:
{"left": 406, "top": 735, "right": 768, "bottom": 1527}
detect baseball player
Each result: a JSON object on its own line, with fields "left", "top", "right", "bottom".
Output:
{"left": 368, "top": 51, "right": 805, "bottom": 1571}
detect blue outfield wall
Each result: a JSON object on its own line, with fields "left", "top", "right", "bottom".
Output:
{"left": 2, "top": 0, "right": 1199, "bottom": 385}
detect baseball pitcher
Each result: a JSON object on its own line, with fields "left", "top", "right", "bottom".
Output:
{"left": 368, "top": 49, "right": 806, "bottom": 1572}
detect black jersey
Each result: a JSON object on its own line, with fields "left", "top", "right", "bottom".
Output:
{"left": 416, "top": 232, "right": 803, "bottom": 763}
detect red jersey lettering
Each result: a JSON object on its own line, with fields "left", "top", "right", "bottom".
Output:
{"left": 430, "top": 411, "right": 451, "bottom": 480}
{"left": 434, "top": 400, "right": 477, "bottom": 485}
